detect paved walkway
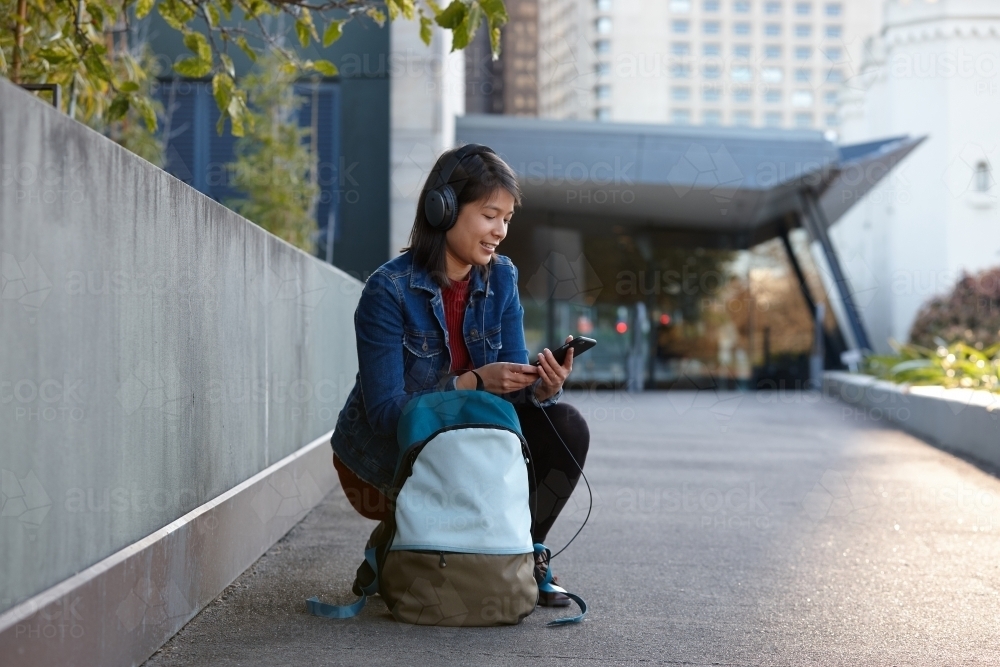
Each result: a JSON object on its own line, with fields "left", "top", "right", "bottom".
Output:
{"left": 145, "top": 390, "right": 1000, "bottom": 666}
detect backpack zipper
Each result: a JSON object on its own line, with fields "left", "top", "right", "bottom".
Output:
{"left": 439, "top": 552, "right": 447, "bottom": 568}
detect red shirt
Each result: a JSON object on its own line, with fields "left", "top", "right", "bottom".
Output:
{"left": 442, "top": 277, "right": 473, "bottom": 373}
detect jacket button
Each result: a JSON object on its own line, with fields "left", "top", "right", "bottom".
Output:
{"left": 471, "top": 329, "right": 478, "bottom": 337}
{"left": 422, "top": 341, "right": 428, "bottom": 352}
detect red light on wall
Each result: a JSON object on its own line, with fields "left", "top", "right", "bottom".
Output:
{"left": 659, "top": 313, "right": 671, "bottom": 326}
{"left": 615, "top": 322, "right": 628, "bottom": 334}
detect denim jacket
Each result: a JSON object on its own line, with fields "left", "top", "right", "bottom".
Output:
{"left": 330, "top": 250, "right": 562, "bottom": 493}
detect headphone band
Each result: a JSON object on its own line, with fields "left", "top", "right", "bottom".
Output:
{"left": 429, "top": 143, "right": 496, "bottom": 192}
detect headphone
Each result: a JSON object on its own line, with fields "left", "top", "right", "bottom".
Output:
{"left": 423, "top": 143, "right": 497, "bottom": 231}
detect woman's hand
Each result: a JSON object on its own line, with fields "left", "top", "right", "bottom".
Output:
{"left": 533, "top": 335, "right": 574, "bottom": 403}
{"left": 457, "top": 362, "right": 538, "bottom": 394}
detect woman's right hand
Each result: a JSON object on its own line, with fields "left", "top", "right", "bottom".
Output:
{"left": 458, "top": 362, "right": 538, "bottom": 394}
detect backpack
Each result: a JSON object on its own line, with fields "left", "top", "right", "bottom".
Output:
{"left": 307, "top": 390, "right": 586, "bottom": 626}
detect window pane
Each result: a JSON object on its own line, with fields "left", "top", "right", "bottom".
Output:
{"left": 703, "top": 109, "right": 722, "bottom": 125}
{"left": 670, "top": 0, "right": 691, "bottom": 10}
{"left": 703, "top": 43, "right": 721, "bottom": 56}
{"left": 824, "top": 47, "right": 842, "bottom": 61}
{"left": 792, "top": 90, "right": 814, "bottom": 106}
{"left": 734, "top": 110, "right": 753, "bottom": 126}
{"left": 731, "top": 66, "right": 753, "bottom": 81}
{"left": 672, "top": 19, "right": 690, "bottom": 33}
{"left": 672, "top": 109, "right": 691, "bottom": 124}
{"left": 765, "top": 2, "right": 782, "bottom": 14}
{"left": 734, "top": 0, "right": 751, "bottom": 12}
{"left": 703, "top": 0, "right": 720, "bottom": 10}
{"left": 765, "top": 111, "right": 783, "bottom": 127}
{"left": 795, "top": 1, "right": 811, "bottom": 14}
{"left": 765, "top": 89, "right": 782, "bottom": 102}
{"left": 762, "top": 67, "right": 783, "bottom": 82}
{"left": 734, "top": 22, "right": 751, "bottom": 35}
{"left": 733, "top": 87, "right": 752, "bottom": 101}
{"left": 597, "top": 0, "right": 613, "bottom": 10}
{"left": 765, "top": 23, "right": 782, "bottom": 36}
{"left": 795, "top": 46, "right": 812, "bottom": 59}
{"left": 595, "top": 39, "right": 611, "bottom": 54}
{"left": 704, "top": 21, "right": 721, "bottom": 34}
{"left": 672, "top": 63, "right": 692, "bottom": 78}
{"left": 672, "top": 86, "right": 691, "bottom": 101}
{"left": 596, "top": 17, "right": 613, "bottom": 33}
{"left": 734, "top": 44, "right": 752, "bottom": 57}
{"left": 795, "top": 111, "right": 813, "bottom": 127}
{"left": 825, "top": 2, "right": 841, "bottom": 16}
{"left": 703, "top": 86, "right": 722, "bottom": 101}
{"left": 795, "top": 68, "right": 811, "bottom": 81}
{"left": 765, "top": 45, "right": 782, "bottom": 59}
{"left": 596, "top": 84, "right": 612, "bottom": 99}
{"left": 824, "top": 90, "right": 838, "bottom": 105}
{"left": 825, "top": 113, "right": 839, "bottom": 126}
{"left": 596, "top": 107, "right": 611, "bottom": 121}
{"left": 704, "top": 65, "right": 722, "bottom": 79}
{"left": 795, "top": 24, "right": 812, "bottom": 37}
{"left": 672, "top": 42, "right": 691, "bottom": 55}
{"left": 826, "top": 25, "right": 842, "bottom": 37}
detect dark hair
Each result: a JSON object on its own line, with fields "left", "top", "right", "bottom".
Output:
{"left": 402, "top": 146, "right": 522, "bottom": 288}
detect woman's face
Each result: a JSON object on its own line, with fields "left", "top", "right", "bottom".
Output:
{"left": 444, "top": 188, "right": 515, "bottom": 270}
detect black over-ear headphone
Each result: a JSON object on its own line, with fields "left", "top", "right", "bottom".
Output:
{"left": 423, "top": 143, "right": 496, "bottom": 231}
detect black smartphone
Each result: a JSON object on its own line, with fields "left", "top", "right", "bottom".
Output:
{"left": 531, "top": 336, "right": 597, "bottom": 366}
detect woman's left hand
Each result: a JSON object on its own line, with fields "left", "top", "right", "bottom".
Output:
{"left": 534, "top": 335, "right": 574, "bottom": 403}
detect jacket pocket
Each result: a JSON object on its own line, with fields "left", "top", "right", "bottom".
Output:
{"left": 402, "top": 330, "right": 445, "bottom": 389}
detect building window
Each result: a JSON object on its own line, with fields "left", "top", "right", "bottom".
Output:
{"left": 596, "top": 17, "right": 613, "bottom": 33}
{"left": 795, "top": 111, "right": 813, "bottom": 127}
{"left": 825, "top": 2, "right": 841, "bottom": 16}
{"left": 596, "top": 107, "right": 612, "bottom": 121}
{"left": 672, "top": 109, "right": 691, "bottom": 125}
{"left": 765, "top": 45, "right": 782, "bottom": 59}
{"left": 765, "top": 23, "right": 782, "bottom": 36}
{"left": 672, "top": 42, "right": 691, "bottom": 55}
{"left": 703, "top": 109, "right": 723, "bottom": 125}
{"left": 597, "top": 0, "right": 613, "bottom": 11}
{"left": 762, "top": 67, "right": 783, "bottom": 82}
{"left": 705, "top": 21, "right": 721, "bottom": 34}
{"left": 734, "top": 21, "right": 751, "bottom": 35}
{"left": 595, "top": 39, "right": 611, "bottom": 54}
{"left": 824, "top": 90, "right": 838, "bottom": 105}
{"left": 795, "top": 1, "right": 811, "bottom": 14}
{"left": 824, "top": 47, "right": 842, "bottom": 61}
{"left": 826, "top": 68, "right": 843, "bottom": 82}
{"left": 595, "top": 62, "right": 611, "bottom": 76}
{"left": 734, "top": 1, "right": 751, "bottom": 13}
{"left": 703, "top": 0, "right": 721, "bottom": 11}
{"left": 733, "top": 87, "right": 752, "bottom": 102}
{"left": 765, "top": 2, "right": 782, "bottom": 14}
{"left": 595, "top": 84, "right": 612, "bottom": 100}
{"left": 795, "top": 46, "right": 812, "bottom": 59}
{"left": 731, "top": 65, "right": 753, "bottom": 81}
{"left": 795, "top": 24, "right": 812, "bottom": 37}
{"left": 825, "top": 113, "right": 839, "bottom": 126}
{"left": 734, "top": 110, "right": 753, "bottom": 126}
{"left": 975, "top": 162, "right": 993, "bottom": 192}
{"left": 672, "top": 86, "right": 691, "bottom": 101}
{"left": 703, "top": 86, "right": 722, "bottom": 101}
{"left": 795, "top": 68, "right": 811, "bottom": 81}
{"left": 765, "top": 89, "right": 782, "bottom": 102}
{"left": 734, "top": 44, "right": 752, "bottom": 58}
{"left": 704, "top": 43, "right": 722, "bottom": 56}
{"left": 670, "top": 0, "right": 691, "bottom": 10}
{"left": 672, "top": 63, "right": 692, "bottom": 78}
{"left": 792, "top": 90, "right": 814, "bottom": 107}
{"left": 672, "top": 19, "right": 690, "bottom": 33}
{"left": 704, "top": 64, "right": 722, "bottom": 79}
{"left": 826, "top": 24, "right": 842, "bottom": 38}
{"left": 765, "top": 111, "right": 783, "bottom": 126}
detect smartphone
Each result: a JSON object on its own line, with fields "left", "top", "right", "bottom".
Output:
{"left": 531, "top": 336, "right": 597, "bottom": 366}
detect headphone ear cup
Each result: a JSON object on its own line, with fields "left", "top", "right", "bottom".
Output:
{"left": 424, "top": 185, "right": 458, "bottom": 231}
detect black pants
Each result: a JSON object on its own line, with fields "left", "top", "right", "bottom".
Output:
{"left": 513, "top": 402, "right": 590, "bottom": 544}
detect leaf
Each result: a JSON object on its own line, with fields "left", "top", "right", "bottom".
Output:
{"left": 220, "top": 53, "right": 235, "bottom": 77}
{"left": 296, "top": 8, "right": 317, "bottom": 47}
{"left": 451, "top": 2, "right": 481, "bottom": 50}
{"left": 184, "top": 32, "right": 211, "bottom": 62}
{"left": 83, "top": 49, "right": 112, "bottom": 81}
{"left": 419, "top": 14, "right": 433, "bottom": 45}
{"left": 365, "top": 7, "right": 386, "bottom": 26}
{"left": 107, "top": 94, "right": 129, "bottom": 121}
{"left": 313, "top": 59, "right": 338, "bottom": 76}
{"left": 157, "top": 0, "right": 185, "bottom": 30}
{"left": 322, "top": 19, "right": 345, "bottom": 47}
{"left": 295, "top": 19, "right": 311, "bottom": 47}
{"left": 218, "top": 0, "right": 232, "bottom": 18}
{"left": 434, "top": 0, "right": 466, "bottom": 29}
{"left": 133, "top": 96, "right": 158, "bottom": 132}
{"left": 212, "top": 72, "right": 233, "bottom": 112}
{"left": 227, "top": 95, "right": 245, "bottom": 137}
{"left": 205, "top": 4, "right": 220, "bottom": 27}
{"left": 236, "top": 36, "right": 257, "bottom": 63}
{"left": 479, "top": 0, "right": 508, "bottom": 23}
{"left": 135, "top": 0, "right": 155, "bottom": 19}
{"left": 174, "top": 56, "right": 212, "bottom": 78}
{"left": 119, "top": 81, "right": 140, "bottom": 93}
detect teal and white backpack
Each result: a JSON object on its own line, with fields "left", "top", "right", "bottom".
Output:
{"left": 308, "top": 390, "right": 586, "bottom": 626}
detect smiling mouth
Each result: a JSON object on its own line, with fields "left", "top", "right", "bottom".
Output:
{"left": 480, "top": 242, "right": 497, "bottom": 252}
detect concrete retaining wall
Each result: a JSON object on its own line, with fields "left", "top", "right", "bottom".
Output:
{"left": 0, "top": 78, "right": 360, "bottom": 617}
{"left": 824, "top": 371, "right": 1000, "bottom": 468}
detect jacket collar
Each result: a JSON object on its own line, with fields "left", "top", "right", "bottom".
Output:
{"left": 408, "top": 252, "right": 492, "bottom": 297}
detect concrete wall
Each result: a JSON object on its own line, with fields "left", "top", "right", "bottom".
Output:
{"left": 0, "top": 79, "right": 361, "bottom": 614}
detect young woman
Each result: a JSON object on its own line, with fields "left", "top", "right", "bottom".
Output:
{"left": 330, "top": 144, "right": 590, "bottom": 606}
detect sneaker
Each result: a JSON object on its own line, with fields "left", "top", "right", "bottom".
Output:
{"left": 534, "top": 550, "right": 571, "bottom": 607}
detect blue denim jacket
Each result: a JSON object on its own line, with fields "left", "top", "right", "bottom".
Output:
{"left": 331, "top": 250, "right": 561, "bottom": 493}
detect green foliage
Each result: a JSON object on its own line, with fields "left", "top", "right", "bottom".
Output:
{"left": 2, "top": 0, "right": 509, "bottom": 144}
{"left": 224, "top": 55, "right": 318, "bottom": 253}
{"left": 863, "top": 340, "right": 1000, "bottom": 393}
{"left": 908, "top": 266, "right": 1000, "bottom": 349}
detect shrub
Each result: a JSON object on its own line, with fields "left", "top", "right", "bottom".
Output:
{"left": 908, "top": 267, "right": 1000, "bottom": 348}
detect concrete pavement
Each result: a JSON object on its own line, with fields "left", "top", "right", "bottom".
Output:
{"left": 144, "top": 390, "right": 1000, "bottom": 666}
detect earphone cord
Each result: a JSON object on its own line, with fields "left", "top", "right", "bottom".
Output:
{"left": 539, "top": 403, "right": 593, "bottom": 560}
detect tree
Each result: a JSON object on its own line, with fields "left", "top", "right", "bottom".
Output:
{"left": 225, "top": 54, "right": 318, "bottom": 252}
{"left": 1, "top": 0, "right": 508, "bottom": 139}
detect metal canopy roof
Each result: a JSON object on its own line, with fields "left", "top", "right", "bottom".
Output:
{"left": 456, "top": 115, "right": 924, "bottom": 248}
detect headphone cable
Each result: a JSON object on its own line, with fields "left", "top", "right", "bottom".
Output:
{"left": 539, "top": 403, "right": 592, "bottom": 560}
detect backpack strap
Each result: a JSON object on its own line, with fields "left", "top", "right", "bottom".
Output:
{"left": 534, "top": 543, "right": 588, "bottom": 626}
{"left": 306, "top": 546, "right": 379, "bottom": 619}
